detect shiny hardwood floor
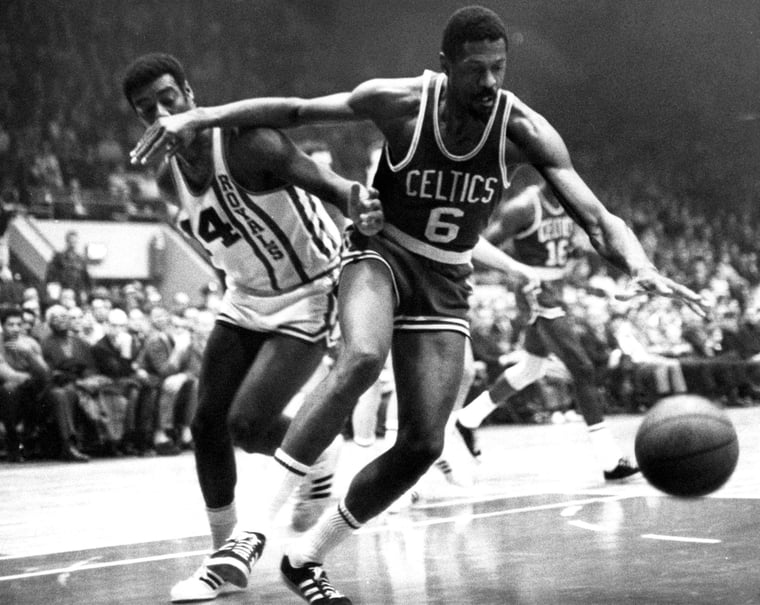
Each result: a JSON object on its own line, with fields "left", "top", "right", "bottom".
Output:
{"left": 1, "top": 406, "right": 759, "bottom": 604}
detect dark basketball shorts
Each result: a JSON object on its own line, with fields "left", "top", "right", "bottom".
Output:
{"left": 342, "top": 230, "right": 472, "bottom": 337}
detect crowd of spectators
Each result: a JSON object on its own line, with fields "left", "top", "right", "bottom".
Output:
{"left": 2, "top": 1, "right": 759, "bottom": 454}
{"left": 469, "top": 245, "right": 760, "bottom": 425}
{"left": 0, "top": 276, "right": 217, "bottom": 463}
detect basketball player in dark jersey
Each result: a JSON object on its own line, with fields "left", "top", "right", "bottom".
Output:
{"left": 456, "top": 165, "right": 639, "bottom": 480}
{"left": 131, "top": 7, "right": 707, "bottom": 603}
{"left": 122, "top": 53, "right": 381, "bottom": 602}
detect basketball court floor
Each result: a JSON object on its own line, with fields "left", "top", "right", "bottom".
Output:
{"left": 1, "top": 406, "right": 758, "bottom": 604}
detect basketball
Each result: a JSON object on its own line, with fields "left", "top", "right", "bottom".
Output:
{"left": 634, "top": 394, "right": 739, "bottom": 497}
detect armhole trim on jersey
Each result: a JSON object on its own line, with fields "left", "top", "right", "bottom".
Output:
{"left": 540, "top": 195, "right": 566, "bottom": 217}
{"left": 499, "top": 90, "right": 514, "bottom": 188}
{"left": 514, "top": 192, "right": 542, "bottom": 240}
{"left": 388, "top": 71, "right": 432, "bottom": 172}
{"left": 169, "top": 154, "right": 206, "bottom": 203}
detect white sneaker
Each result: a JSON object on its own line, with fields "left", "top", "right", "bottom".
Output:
{"left": 290, "top": 437, "right": 343, "bottom": 532}
{"left": 170, "top": 561, "right": 244, "bottom": 602}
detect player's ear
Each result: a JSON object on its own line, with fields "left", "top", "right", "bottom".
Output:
{"left": 184, "top": 84, "right": 195, "bottom": 104}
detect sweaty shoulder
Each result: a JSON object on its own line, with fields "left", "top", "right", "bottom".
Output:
{"left": 348, "top": 75, "right": 424, "bottom": 124}
{"left": 506, "top": 95, "right": 568, "bottom": 168}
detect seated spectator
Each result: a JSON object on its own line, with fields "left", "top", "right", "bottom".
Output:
{"left": 608, "top": 310, "right": 687, "bottom": 410}
{"left": 138, "top": 306, "right": 195, "bottom": 455}
{"left": 65, "top": 177, "right": 88, "bottom": 218}
{"left": 40, "top": 304, "right": 120, "bottom": 456}
{"left": 680, "top": 302, "right": 760, "bottom": 406}
{"left": 66, "top": 305, "right": 86, "bottom": 338}
{"left": 91, "top": 308, "right": 157, "bottom": 455}
{"left": 29, "top": 139, "right": 65, "bottom": 192}
{"left": 82, "top": 292, "right": 112, "bottom": 345}
{"left": 59, "top": 287, "right": 79, "bottom": 310}
{"left": 127, "top": 307, "right": 149, "bottom": 357}
{"left": 1, "top": 305, "right": 88, "bottom": 462}
{"left": 21, "top": 303, "right": 48, "bottom": 343}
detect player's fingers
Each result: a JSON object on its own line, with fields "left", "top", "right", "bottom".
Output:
{"left": 357, "top": 211, "right": 383, "bottom": 236}
{"left": 130, "top": 125, "right": 163, "bottom": 162}
{"left": 144, "top": 132, "right": 182, "bottom": 165}
{"left": 348, "top": 182, "right": 361, "bottom": 208}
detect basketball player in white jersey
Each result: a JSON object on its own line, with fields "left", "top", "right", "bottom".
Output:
{"left": 122, "top": 53, "right": 382, "bottom": 602}
{"left": 130, "top": 8, "right": 707, "bottom": 603}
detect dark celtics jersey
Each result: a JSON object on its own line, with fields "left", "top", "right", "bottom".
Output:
{"left": 513, "top": 193, "right": 576, "bottom": 317}
{"left": 372, "top": 70, "right": 514, "bottom": 264}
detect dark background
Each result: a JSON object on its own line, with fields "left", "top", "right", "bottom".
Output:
{"left": 2, "top": 0, "right": 759, "bottom": 201}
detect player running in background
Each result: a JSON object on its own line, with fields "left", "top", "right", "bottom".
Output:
{"left": 131, "top": 7, "right": 707, "bottom": 603}
{"left": 122, "top": 52, "right": 381, "bottom": 603}
{"left": 456, "top": 165, "right": 639, "bottom": 480}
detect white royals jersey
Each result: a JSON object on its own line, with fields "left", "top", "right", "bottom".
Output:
{"left": 169, "top": 128, "right": 342, "bottom": 295}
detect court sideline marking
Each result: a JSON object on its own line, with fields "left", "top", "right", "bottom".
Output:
{"left": 0, "top": 495, "right": 628, "bottom": 583}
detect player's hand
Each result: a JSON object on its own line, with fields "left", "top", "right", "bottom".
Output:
{"left": 348, "top": 183, "right": 383, "bottom": 236}
{"left": 615, "top": 266, "right": 711, "bottom": 318}
{"left": 516, "top": 273, "right": 542, "bottom": 325}
{"left": 129, "top": 113, "right": 198, "bottom": 166}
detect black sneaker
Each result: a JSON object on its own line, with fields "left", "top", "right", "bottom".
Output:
{"left": 455, "top": 419, "right": 481, "bottom": 458}
{"left": 604, "top": 458, "right": 640, "bottom": 481}
{"left": 280, "top": 555, "right": 352, "bottom": 604}
{"left": 206, "top": 531, "right": 265, "bottom": 588}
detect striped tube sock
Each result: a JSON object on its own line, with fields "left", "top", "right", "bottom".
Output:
{"left": 237, "top": 448, "right": 310, "bottom": 534}
{"left": 288, "top": 499, "right": 362, "bottom": 568}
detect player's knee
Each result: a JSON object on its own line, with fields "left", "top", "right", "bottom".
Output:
{"left": 335, "top": 347, "right": 386, "bottom": 391}
{"left": 225, "top": 412, "right": 264, "bottom": 452}
{"left": 396, "top": 432, "right": 444, "bottom": 469}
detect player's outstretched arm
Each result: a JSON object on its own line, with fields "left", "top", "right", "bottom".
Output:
{"left": 130, "top": 93, "right": 357, "bottom": 166}
{"left": 238, "top": 128, "right": 383, "bottom": 236}
{"left": 508, "top": 97, "right": 709, "bottom": 317}
{"left": 472, "top": 236, "right": 540, "bottom": 293}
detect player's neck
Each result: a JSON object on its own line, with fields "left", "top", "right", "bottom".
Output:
{"left": 437, "top": 94, "right": 488, "bottom": 151}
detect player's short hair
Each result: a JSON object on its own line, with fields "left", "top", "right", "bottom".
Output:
{"left": 441, "top": 5, "right": 508, "bottom": 60}
{"left": 122, "top": 52, "right": 188, "bottom": 108}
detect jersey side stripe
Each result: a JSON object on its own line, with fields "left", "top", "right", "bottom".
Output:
{"left": 286, "top": 186, "right": 339, "bottom": 260}
{"left": 297, "top": 188, "right": 342, "bottom": 255}
{"left": 233, "top": 182, "right": 311, "bottom": 284}
{"left": 211, "top": 178, "right": 280, "bottom": 291}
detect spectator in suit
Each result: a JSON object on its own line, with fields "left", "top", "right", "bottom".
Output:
{"left": 40, "top": 304, "right": 111, "bottom": 456}
{"left": 91, "top": 307, "right": 157, "bottom": 455}
{"left": 138, "top": 305, "right": 192, "bottom": 455}
{"left": 1, "top": 305, "right": 88, "bottom": 461}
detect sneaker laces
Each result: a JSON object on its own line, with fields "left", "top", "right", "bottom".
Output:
{"left": 218, "top": 532, "right": 263, "bottom": 563}
{"left": 310, "top": 566, "right": 344, "bottom": 598}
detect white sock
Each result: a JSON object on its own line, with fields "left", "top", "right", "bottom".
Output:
{"left": 207, "top": 502, "right": 237, "bottom": 549}
{"left": 236, "top": 448, "right": 309, "bottom": 535}
{"left": 457, "top": 391, "right": 497, "bottom": 429}
{"left": 587, "top": 421, "right": 623, "bottom": 471}
{"left": 288, "top": 499, "right": 362, "bottom": 567}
